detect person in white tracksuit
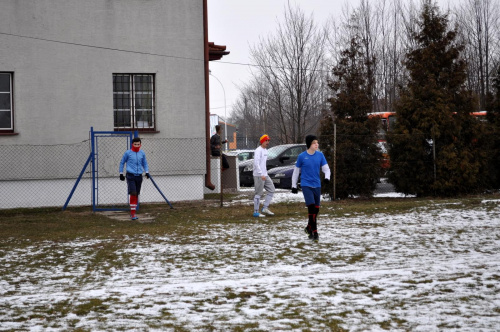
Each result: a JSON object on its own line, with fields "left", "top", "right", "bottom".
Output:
{"left": 252, "top": 134, "right": 275, "bottom": 217}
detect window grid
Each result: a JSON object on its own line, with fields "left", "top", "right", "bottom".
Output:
{"left": 113, "top": 74, "right": 155, "bottom": 131}
{"left": 0, "top": 72, "right": 13, "bottom": 131}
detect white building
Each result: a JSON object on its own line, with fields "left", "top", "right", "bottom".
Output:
{"left": 0, "top": 0, "right": 229, "bottom": 209}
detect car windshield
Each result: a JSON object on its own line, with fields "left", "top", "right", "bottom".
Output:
{"left": 238, "top": 152, "right": 253, "bottom": 161}
{"left": 267, "top": 145, "right": 291, "bottom": 159}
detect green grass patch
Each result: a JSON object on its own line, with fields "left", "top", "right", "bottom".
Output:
{"left": 0, "top": 194, "right": 498, "bottom": 331}
{"left": 73, "top": 298, "right": 110, "bottom": 316}
{"left": 402, "top": 279, "right": 433, "bottom": 285}
{"left": 1, "top": 195, "right": 496, "bottom": 245}
{"left": 347, "top": 252, "right": 366, "bottom": 264}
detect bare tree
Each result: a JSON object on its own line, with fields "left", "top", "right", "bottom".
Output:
{"left": 248, "top": 4, "right": 328, "bottom": 143}
{"left": 374, "top": 0, "right": 412, "bottom": 112}
{"left": 326, "top": 0, "right": 411, "bottom": 113}
{"left": 233, "top": 0, "right": 500, "bottom": 144}
{"left": 230, "top": 77, "right": 272, "bottom": 145}
{"left": 456, "top": 0, "right": 500, "bottom": 110}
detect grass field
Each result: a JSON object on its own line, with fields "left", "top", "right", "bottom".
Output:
{"left": 1, "top": 193, "right": 499, "bottom": 331}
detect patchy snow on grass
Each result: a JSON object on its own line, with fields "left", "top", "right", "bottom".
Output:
{"left": 1, "top": 200, "right": 499, "bottom": 331}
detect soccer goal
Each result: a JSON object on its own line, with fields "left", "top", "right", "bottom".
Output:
{"left": 63, "top": 127, "right": 173, "bottom": 212}
{"left": 63, "top": 127, "right": 134, "bottom": 211}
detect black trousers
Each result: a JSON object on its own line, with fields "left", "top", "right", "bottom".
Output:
{"left": 126, "top": 173, "right": 143, "bottom": 195}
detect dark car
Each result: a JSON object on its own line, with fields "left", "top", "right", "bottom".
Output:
{"left": 239, "top": 144, "right": 306, "bottom": 187}
{"left": 267, "top": 164, "right": 299, "bottom": 189}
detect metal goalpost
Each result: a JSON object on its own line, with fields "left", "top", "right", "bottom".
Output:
{"left": 63, "top": 127, "right": 173, "bottom": 211}
{"left": 63, "top": 127, "right": 133, "bottom": 211}
{"left": 63, "top": 127, "right": 173, "bottom": 212}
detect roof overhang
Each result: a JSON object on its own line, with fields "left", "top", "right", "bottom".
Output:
{"left": 208, "top": 42, "right": 230, "bottom": 61}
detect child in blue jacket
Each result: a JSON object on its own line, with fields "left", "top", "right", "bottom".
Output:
{"left": 119, "top": 137, "right": 150, "bottom": 220}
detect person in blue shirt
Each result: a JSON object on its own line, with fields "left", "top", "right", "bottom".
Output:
{"left": 291, "top": 135, "right": 331, "bottom": 241}
{"left": 119, "top": 137, "right": 150, "bottom": 220}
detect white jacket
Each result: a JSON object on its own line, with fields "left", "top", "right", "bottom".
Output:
{"left": 253, "top": 146, "right": 268, "bottom": 177}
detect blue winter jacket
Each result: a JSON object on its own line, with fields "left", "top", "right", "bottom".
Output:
{"left": 119, "top": 150, "right": 149, "bottom": 176}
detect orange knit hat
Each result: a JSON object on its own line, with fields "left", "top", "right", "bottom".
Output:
{"left": 259, "top": 134, "right": 270, "bottom": 144}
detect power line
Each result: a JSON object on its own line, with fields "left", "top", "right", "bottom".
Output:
{"left": 0, "top": 31, "right": 330, "bottom": 73}
{"left": 0, "top": 31, "right": 202, "bottom": 62}
{"left": 210, "top": 105, "right": 234, "bottom": 110}
{"left": 1, "top": 31, "right": 493, "bottom": 78}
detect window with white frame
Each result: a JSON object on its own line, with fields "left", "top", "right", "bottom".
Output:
{"left": 0, "top": 73, "right": 13, "bottom": 131}
{"left": 113, "top": 74, "right": 155, "bottom": 130}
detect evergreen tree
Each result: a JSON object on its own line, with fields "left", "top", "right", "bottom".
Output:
{"left": 485, "top": 66, "right": 500, "bottom": 188}
{"left": 320, "top": 37, "right": 381, "bottom": 199}
{"left": 387, "top": 0, "right": 488, "bottom": 196}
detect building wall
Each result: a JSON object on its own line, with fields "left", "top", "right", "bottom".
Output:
{"left": 0, "top": 0, "right": 208, "bottom": 208}
{"left": 2, "top": 175, "right": 204, "bottom": 210}
{"left": 0, "top": 0, "right": 205, "bottom": 143}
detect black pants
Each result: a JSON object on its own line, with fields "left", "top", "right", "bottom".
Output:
{"left": 126, "top": 173, "right": 143, "bottom": 195}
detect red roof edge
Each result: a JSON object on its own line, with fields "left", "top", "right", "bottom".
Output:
{"left": 209, "top": 42, "right": 230, "bottom": 61}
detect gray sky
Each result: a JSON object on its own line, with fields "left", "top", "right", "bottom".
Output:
{"left": 207, "top": 0, "right": 458, "bottom": 121}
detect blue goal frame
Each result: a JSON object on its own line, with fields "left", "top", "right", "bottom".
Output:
{"left": 91, "top": 128, "right": 136, "bottom": 212}
{"left": 63, "top": 127, "right": 173, "bottom": 211}
{"left": 63, "top": 127, "right": 135, "bottom": 211}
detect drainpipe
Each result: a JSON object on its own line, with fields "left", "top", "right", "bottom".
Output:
{"left": 203, "top": 0, "right": 215, "bottom": 190}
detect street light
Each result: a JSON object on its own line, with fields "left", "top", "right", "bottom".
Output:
{"left": 209, "top": 70, "right": 227, "bottom": 150}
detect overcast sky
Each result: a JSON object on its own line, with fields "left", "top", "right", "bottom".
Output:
{"left": 207, "top": 0, "right": 459, "bottom": 122}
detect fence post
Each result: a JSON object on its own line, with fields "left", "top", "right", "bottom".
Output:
{"left": 91, "top": 127, "right": 96, "bottom": 212}
{"left": 220, "top": 154, "right": 223, "bottom": 207}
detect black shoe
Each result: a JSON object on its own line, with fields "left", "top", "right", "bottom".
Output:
{"left": 304, "top": 226, "right": 313, "bottom": 240}
{"left": 312, "top": 231, "right": 319, "bottom": 242}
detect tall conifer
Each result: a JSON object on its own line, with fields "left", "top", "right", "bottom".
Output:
{"left": 320, "top": 37, "right": 381, "bottom": 199}
{"left": 485, "top": 66, "right": 500, "bottom": 188}
{"left": 387, "top": 0, "right": 487, "bottom": 196}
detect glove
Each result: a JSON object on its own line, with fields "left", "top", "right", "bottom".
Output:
{"left": 323, "top": 178, "right": 330, "bottom": 185}
{"left": 119, "top": 174, "right": 125, "bottom": 181}
{"left": 291, "top": 187, "right": 298, "bottom": 194}
{"left": 145, "top": 173, "right": 150, "bottom": 179}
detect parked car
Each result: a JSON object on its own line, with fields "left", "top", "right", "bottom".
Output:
{"left": 239, "top": 144, "right": 306, "bottom": 187}
{"left": 267, "top": 164, "right": 300, "bottom": 189}
{"left": 225, "top": 149, "right": 254, "bottom": 162}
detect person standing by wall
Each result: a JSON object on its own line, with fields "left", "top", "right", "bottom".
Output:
{"left": 119, "top": 137, "right": 150, "bottom": 220}
{"left": 253, "top": 134, "right": 275, "bottom": 217}
{"left": 291, "top": 135, "right": 330, "bottom": 241}
{"left": 210, "top": 125, "right": 229, "bottom": 170}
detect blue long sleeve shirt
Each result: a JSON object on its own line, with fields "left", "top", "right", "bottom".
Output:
{"left": 119, "top": 150, "right": 149, "bottom": 176}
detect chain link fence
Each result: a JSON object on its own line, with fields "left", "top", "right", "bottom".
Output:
{"left": 232, "top": 132, "right": 499, "bottom": 198}
{"left": 2, "top": 131, "right": 498, "bottom": 210}
{"left": 0, "top": 136, "right": 206, "bottom": 210}
{"left": 233, "top": 135, "right": 398, "bottom": 197}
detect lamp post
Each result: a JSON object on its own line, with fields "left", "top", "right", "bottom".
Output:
{"left": 209, "top": 70, "right": 227, "bottom": 150}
